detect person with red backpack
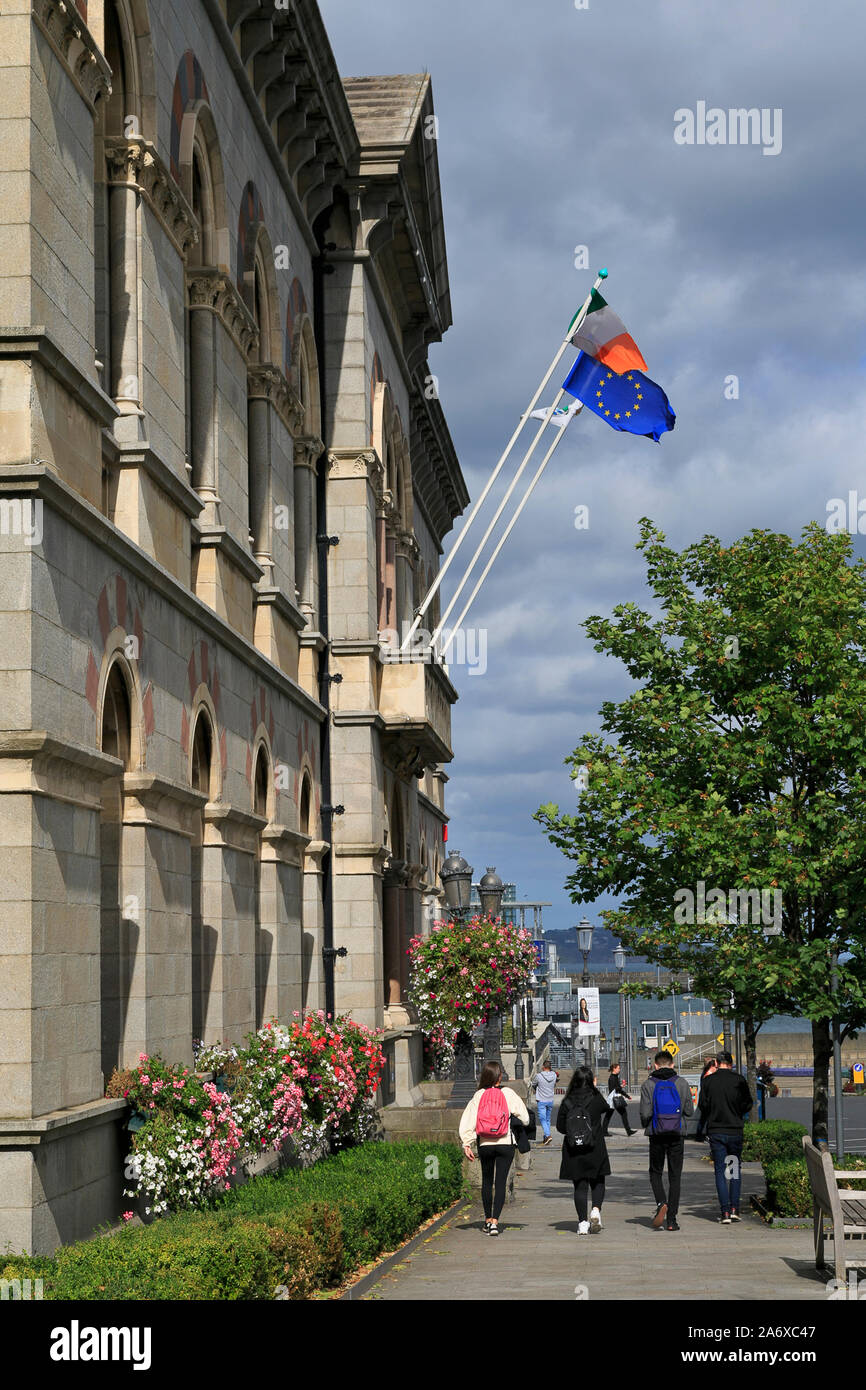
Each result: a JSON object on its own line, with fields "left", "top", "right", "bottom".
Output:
{"left": 639, "top": 1049, "right": 694, "bottom": 1231}
{"left": 459, "top": 1061, "right": 530, "bottom": 1236}
{"left": 556, "top": 1064, "right": 612, "bottom": 1235}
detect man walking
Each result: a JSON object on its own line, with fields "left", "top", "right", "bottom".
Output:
{"left": 640, "top": 1049, "right": 694, "bottom": 1231}
{"left": 699, "top": 1051, "right": 754, "bottom": 1223}
{"left": 531, "top": 1057, "right": 558, "bottom": 1146}
{"left": 603, "top": 1062, "right": 636, "bottom": 1136}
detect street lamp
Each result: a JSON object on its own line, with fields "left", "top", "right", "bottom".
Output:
{"left": 477, "top": 867, "right": 506, "bottom": 1077}
{"left": 440, "top": 850, "right": 472, "bottom": 919}
{"left": 478, "top": 866, "right": 504, "bottom": 920}
{"left": 441, "top": 851, "right": 475, "bottom": 1107}
{"left": 613, "top": 943, "right": 630, "bottom": 1090}
{"left": 576, "top": 917, "right": 594, "bottom": 985}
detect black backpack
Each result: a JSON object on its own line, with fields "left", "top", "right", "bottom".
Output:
{"left": 565, "top": 1098, "right": 595, "bottom": 1152}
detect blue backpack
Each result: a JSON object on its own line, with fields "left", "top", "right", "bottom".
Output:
{"left": 651, "top": 1077, "right": 682, "bottom": 1134}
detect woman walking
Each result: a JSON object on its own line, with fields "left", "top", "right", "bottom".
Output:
{"left": 459, "top": 1061, "right": 530, "bottom": 1236}
{"left": 556, "top": 1064, "right": 612, "bottom": 1235}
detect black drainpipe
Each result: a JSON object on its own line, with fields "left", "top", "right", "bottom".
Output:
{"left": 312, "top": 239, "right": 340, "bottom": 1018}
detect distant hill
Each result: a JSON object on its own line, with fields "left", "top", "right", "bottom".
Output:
{"left": 540, "top": 927, "right": 649, "bottom": 973}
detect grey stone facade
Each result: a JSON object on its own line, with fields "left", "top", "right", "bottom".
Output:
{"left": 0, "top": 0, "right": 466, "bottom": 1253}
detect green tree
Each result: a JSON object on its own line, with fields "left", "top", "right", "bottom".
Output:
{"left": 537, "top": 521, "right": 866, "bottom": 1143}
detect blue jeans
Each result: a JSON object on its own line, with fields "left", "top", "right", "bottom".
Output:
{"left": 537, "top": 1101, "right": 553, "bottom": 1138}
{"left": 709, "top": 1132, "right": 743, "bottom": 1213}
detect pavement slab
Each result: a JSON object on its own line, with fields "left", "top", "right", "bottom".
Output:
{"left": 364, "top": 1130, "right": 830, "bottom": 1301}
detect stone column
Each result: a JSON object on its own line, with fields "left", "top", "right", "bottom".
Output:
{"left": 106, "top": 147, "right": 144, "bottom": 442}
{"left": 118, "top": 775, "right": 208, "bottom": 1068}
{"left": 247, "top": 380, "right": 273, "bottom": 586}
{"left": 293, "top": 437, "right": 320, "bottom": 625}
{"left": 301, "top": 839, "right": 327, "bottom": 1012}
{"left": 187, "top": 272, "right": 219, "bottom": 506}
{"left": 395, "top": 532, "right": 419, "bottom": 639}
{"left": 382, "top": 858, "right": 407, "bottom": 1012}
{"left": 200, "top": 804, "right": 266, "bottom": 1045}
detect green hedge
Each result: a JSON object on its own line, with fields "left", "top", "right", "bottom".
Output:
{"left": 0, "top": 1141, "right": 463, "bottom": 1300}
{"left": 764, "top": 1153, "right": 866, "bottom": 1218}
{"left": 742, "top": 1120, "right": 808, "bottom": 1165}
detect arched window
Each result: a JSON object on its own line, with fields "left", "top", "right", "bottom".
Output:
{"left": 254, "top": 745, "right": 270, "bottom": 818}
{"left": 191, "top": 711, "right": 213, "bottom": 795}
{"left": 299, "top": 774, "right": 312, "bottom": 837}
{"left": 101, "top": 662, "right": 132, "bottom": 767}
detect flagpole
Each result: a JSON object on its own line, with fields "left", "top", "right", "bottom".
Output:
{"left": 398, "top": 268, "right": 608, "bottom": 652}
{"left": 439, "top": 404, "right": 584, "bottom": 658}
{"left": 430, "top": 386, "right": 570, "bottom": 648}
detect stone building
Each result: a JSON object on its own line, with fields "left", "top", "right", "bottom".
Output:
{"left": 0, "top": 0, "right": 466, "bottom": 1253}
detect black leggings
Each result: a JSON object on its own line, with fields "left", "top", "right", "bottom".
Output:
{"left": 573, "top": 1177, "right": 605, "bottom": 1222}
{"left": 479, "top": 1144, "right": 515, "bottom": 1220}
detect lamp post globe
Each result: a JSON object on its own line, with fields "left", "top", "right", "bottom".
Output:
{"left": 478, "top": 866, "right": 504, "bottom": 920}
{"left": 440, "top": 850, "right": 473, "bottom": 919}
{"left": 575, "top": 916, "right": 594, "bottom": 986}
{"left": 613, "top": 945, "right": 626, "bottom": 973}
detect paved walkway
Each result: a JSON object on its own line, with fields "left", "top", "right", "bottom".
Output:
{"left": 363, "top": 1129, "right": 829, "bottom": 1301}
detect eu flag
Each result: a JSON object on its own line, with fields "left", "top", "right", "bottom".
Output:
{"left": 563, "top": 352, "right": 675, "bottom": 442}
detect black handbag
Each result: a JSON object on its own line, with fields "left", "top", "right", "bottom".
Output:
{"left": 511, "top": 1116, "right": 531, "bottom": 1153}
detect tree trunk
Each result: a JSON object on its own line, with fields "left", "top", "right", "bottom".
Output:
{"left": 812, "top": 1017, "right": 832, "bottom": 1147}
{"left": 743, "top": 1013, "right": 761, "bottom": 1119}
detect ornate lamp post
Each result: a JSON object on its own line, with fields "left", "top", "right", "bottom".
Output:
{"left": 576, "top": 917, "right": 594, "bottom": 1069}
{"left": 441, "top": 851, "right": 476, "bottom": 1106}
{"left": 613, "top": 943, "right": 630, "bottom": 1089}
{"left": 477, "top": 867, "right": 505, "bottom": 1075}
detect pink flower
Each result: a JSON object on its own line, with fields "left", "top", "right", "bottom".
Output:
{"left": 122, "top": 1211, "right": 134, "bottom": 1222}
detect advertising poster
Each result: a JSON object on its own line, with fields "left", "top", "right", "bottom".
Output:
{"left": 576, "top": 986, "right": 600, "bottom": 1037}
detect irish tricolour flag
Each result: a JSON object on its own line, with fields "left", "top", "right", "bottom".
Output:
{"left": 570, "top": 290, "right": 647, "bottom": 375}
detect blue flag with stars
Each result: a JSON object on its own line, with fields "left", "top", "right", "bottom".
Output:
{"left": 562, "top": 352, "right": 675, "bottom": 442}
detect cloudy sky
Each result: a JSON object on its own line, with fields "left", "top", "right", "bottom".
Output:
{"left": 321, "top": 0, "right": 866, "bottom": 933}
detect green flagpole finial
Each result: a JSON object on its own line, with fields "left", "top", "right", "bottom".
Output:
{"left": 598, "top": 267, "right": 608, "bottom": 279}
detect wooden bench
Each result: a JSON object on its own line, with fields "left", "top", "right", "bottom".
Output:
{"left": 802, "top": 1136, "right": 866, "bottom": 1281}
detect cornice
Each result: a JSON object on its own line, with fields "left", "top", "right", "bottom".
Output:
{"left": 0, "top": 327, "right": 117, "bottom": 429}
{"left": 104, "top": 138, "right": 198, "bottom": 257}
{"left": 107, "top": 439, "right": 204, "bottom": 521}
{"left": 191, "top": 521, "right": 264, "bottom": 584}
{"left": 32, "top": 0, "right": 112, "bottom": 114}
{"left": 187, "top": 267, "right": 259, "bottom": 360}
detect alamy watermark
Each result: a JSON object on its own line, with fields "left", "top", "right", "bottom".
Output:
{"left": 674, "top": 881, "right": 782, "bottom": 934}
{"left": 674, "top": 102, "right": 782, "bottom": 157}
{"left": 0, "top": 498, "right": 43, "bottom": 547}
{"left": 379, "top": 624, "right": 487, "bottom": 676}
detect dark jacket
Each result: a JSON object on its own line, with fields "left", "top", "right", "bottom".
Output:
{"left": 639, "top": 1067, "right": 694, "bottom": 1136}
{"left": 698, "top": 1068, "right": 753, "bottom": 1132}
{"left": 607, "top": 1071, "right": 630, "bottom": 1101}
{"left": 556, "top": 1087, "right": 611, "bottom": 1181}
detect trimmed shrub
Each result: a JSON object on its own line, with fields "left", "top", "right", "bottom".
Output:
{"left": 742, "top": 1120, "right": 808, "bottom": 1165}
{"left": 764, "top": 1153, "right": 866, "bottom": 1218}
{"left": 6, "top": 1141, "right": 462, "bottom": 1300}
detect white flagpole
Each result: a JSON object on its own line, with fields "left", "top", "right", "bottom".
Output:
{"left": 439, "top": 403, "right": 584, "bottom": 658}
{"left": 399, "top": 269, "right": 608, "bottom": 652}
{"left": 430, "top": 386, "right": 570, "bottom": 647}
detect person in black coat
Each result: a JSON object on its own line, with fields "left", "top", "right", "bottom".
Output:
{"left": 556, "top": 1065, "right": 612, "bottom": 1235}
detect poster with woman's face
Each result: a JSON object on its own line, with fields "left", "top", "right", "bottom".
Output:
{"left": 577, "top": 987, "right": 600, "bottom": 1036}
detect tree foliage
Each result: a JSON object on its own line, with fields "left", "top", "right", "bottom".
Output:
{"left": 536, "top": 520, "right": 866, "bottom": 1140}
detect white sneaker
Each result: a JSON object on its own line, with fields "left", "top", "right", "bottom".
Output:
{"left": 578, "top": 1220, "right": 590, "bottom": 1235}
{"left": 589, "top": 1208, "right": 602, "bottom": 1233}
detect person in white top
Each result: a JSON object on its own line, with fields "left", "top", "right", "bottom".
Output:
{"left": 459, "top": 1061, "right": 530, "bottom": 1236}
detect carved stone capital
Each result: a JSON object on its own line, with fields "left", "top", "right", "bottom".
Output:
{"left": 33, "top": 0, "right": 112, "bottom": 112}
{"left": 104, "top": 138, "right": 198, "bottom": 256}
{"left": 247, "top": 363, "right": 305, "bottom": 432}
{"left": 327, "top": 448, "right": 382, "bottom": 483}
{"left": 293, "top": 434, "right": 324, "bottom": 469}
{"left": 186, "top": 267, "right": 259, "bottom": 359}
{"left": 396, "top": 531, "right": 420, "bottom": 564}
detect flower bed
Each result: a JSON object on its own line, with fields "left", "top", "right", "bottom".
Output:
{"left": 106, "top": 1012, "right": 384, "bottom": 1219}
